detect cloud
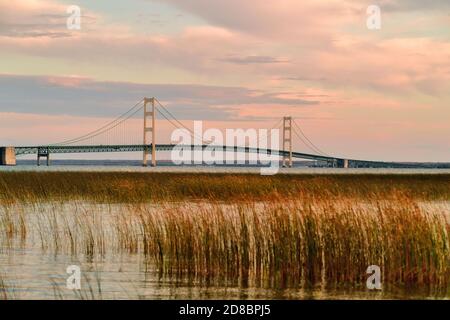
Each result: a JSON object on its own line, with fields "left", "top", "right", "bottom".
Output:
{"left": 0, "top": 24, "right": 251, "bottom": 74}
{"left": 156, "top": 0, "right": 354, "bottom": 41}
{"left": 0, "top": 74, "right": 319, "bottom": 120}
{"left": 2, "top": 1, "right": 448, "bottom": 95}
{"left": 0, "top": 0, "right": 65, "bottom": 37}
{"left": 2, "top": 25, "right": 449, "bottom": 96}
{"left": 218, "top": 55, "right": 290, "bottom": 65}
{"left": 277, "top": 76, "right": 328, "bottom": 82}
{"left": 0, "top": 0, "right": 97, "bottom": 38}
{"left": 0, "top": 1, "right": 449, "bottom": 161}
{"left": 3, "top": 1, "right": 447, "bottom": 96}
{"left": 351, "top": 0, "right": 450, "bottom": 12}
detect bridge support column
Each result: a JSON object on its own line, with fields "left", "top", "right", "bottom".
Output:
{"left": 282, "top": 116, "right": 292, "bottom": 167}
{"left": 335, "top": 159, "right": 349, "bottom": 168}
{"left": 37, "top": 147, "right": 50, "bottom": 166}
{"left": 343, "top": 159, "right": 349, "bottom": 169}
{"left": 0, "top": 147, "right": 16, "bottom": 166}
{"left": 143, "top": 97, "right": 156, "bottom": 167}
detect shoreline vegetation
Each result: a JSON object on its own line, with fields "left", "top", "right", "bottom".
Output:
{"left": 0, "top": 172, "right": 449, "bottom": 299}
{"left": 0, "top": 172, "right": 449, "bottom": 203}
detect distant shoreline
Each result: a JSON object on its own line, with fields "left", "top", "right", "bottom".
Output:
{"left": 1, "top": 165, "right": 450, "bottom": 174}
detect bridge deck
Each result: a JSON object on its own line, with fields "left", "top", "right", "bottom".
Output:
{"left": 13, "top": 144, "right": 419, "bottom": 168}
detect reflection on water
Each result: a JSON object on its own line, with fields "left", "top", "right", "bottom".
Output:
{"left": 0, "top": 201, "right": 448, "bottom": 300}
{"left": 1, "top": 248, "right": 444, "bottom": 300}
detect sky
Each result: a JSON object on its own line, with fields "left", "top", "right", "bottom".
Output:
{"left": 0, "top": 0, "right": 449, "bottom": 162}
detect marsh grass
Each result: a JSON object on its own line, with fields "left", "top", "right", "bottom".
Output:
{"left": 0, "top": 172, "right": 449, "bottom": 204}
{"left": 0, "top": 172, "right": 448, "bottom": 298}
{"left": 1, "top": 197, "right": 447, "bottom": 295}
{"left": 132, "top": 199, "right": 449, "bottom": 292}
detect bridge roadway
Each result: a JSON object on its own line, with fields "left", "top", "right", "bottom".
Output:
{"left": 13, "top": 144, "right": 419, "bottom": 168}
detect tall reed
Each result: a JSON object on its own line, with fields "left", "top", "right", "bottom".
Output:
{"left": 0, "top": 172, "right": 449, "bottom": 204}
{"left": 132, "top": 199, "right": 449, "bottom": 291}
{"left": 0, "top": 172, "right": 448, "bottom": 298}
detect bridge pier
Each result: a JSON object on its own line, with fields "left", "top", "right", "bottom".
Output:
{"left": 336, "top": 159, "right": 349, "bottom": 168}
{"left": 0, "top": 147, "right": 16, "bottom": 166}
{"left": 37, "top": 147, "right": 50, "bottom": 166}
{"left": 344, "top": 159, "right": 349, "bottom": 168}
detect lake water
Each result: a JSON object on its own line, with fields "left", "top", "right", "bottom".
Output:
{"left": 0, "top": 201, "right": 448, "bottom": 300}
{"left": 1, "top": 162, "right": 448, "bottom": 299}
{"left": 1, "top": 160, "right": 450, "bottom": 174}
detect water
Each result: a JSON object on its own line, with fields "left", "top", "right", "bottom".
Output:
{"left": 0, "top": 247, "right": 389, "bottom": 300}
{"left": 2, "top": 160, "right": 450, "bottom": 174}
{"left": 0, "top": 201, "right": 448, "bottom": 300}
{"left": 1, "top": 162, "right": 449, "bottom": 299}
{"left": 1, "top": 249, "right": 443, "bottom": 300}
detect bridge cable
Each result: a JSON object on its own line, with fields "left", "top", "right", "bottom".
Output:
{"left": 51, "top": 99, "right": 144, "bottom": 146}
{"left": 291, "top": 127, "right": 325, "bottom": 156}
{"left": 156, "top": 107, "right": 215, "bottom": 147}
{"left": 155, "top": 107, "right": 185, "bottom": 132}
{"left": 156, "top": 99, "right": 285, "bottom": 154}
{"left": 155, "top": 98, "right": 213, "bottom": 144}
{"left": 292, "top": 119, "right": 330, "bottom": 156}
{"left": 244, "top": 117, "right": 283, "bottom": 150}
{"left": 61, "top": 103, "right": 145, "bottom": 145}
{"left": 154, "top": 99, "right": 197, "bottom": 137}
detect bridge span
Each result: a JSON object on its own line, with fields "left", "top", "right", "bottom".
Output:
{"left": 11, "top": 144, "right": 418, "bottom": 168}
{"left": 0, "top": 97, "right": 423, "bottom": 169}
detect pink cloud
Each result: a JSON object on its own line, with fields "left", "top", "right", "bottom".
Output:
{"left": 157, "top": 0, "right": 360, "bottom": 42}
{"left": 1, "top": 1, "right": 449, "bottom": 161}
{"left": 0, "top": 0, "right": 99, "bottom": 38}
{"left": 43, "top": 75, "right": 92, "bottom": 88}
{"left": 2, "top": 1, "right": 448, "bottom": 95}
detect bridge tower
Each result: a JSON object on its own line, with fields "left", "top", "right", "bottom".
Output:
{"left": 143, "top": 97, "right": 156, "bottom": 167}
{"left": 282, "top": 116, "right": 293, "bottom": 167}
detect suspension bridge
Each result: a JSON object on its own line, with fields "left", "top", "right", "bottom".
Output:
{"left": 1, "top": 97, "right": 418, "bottom": 168}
